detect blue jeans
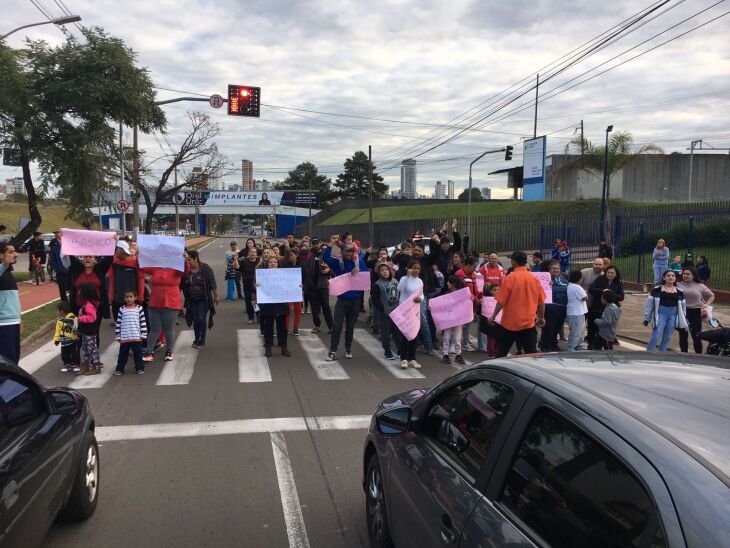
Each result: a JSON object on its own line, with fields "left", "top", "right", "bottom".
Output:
{"left": 653, "top": 264, "right": 666, "bottom": 285}
{"left": 566, "top": 314, "right": 585, "bottom": 352}
{"left": 647, "top": 305, "right": 677, "bottom": 352}
{"left": 418, "top": 298, "right": 433, "bottom": 350}
{"left": 226, "top": 278, "right": 235, "bottom": 300}
{"left": 191, "top": 299, "right": 208, "bottom": 344}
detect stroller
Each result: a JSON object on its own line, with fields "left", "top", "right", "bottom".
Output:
{"left": 699, "top": 321, "right": 730, "bottom": 356}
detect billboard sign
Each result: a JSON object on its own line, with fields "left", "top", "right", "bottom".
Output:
{"left": 523, "top": 136, "right": 546, "bottom": 185}
{"left": 164, "top": 190, "right": 318, "bottom": 207}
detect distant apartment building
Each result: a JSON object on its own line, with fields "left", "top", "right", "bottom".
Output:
{"left": 447, "top": 180, "right": 455, "bottom": 200}
{"left": 255, "top": 179, "right": 272, "bottom": 191}
{"left": 242, "top": 160, "right": 254, "bottom": 190}
{"left": 481, "top": 187, "right": 492, "bottom": 200}
{"left": 2, "top": 177, "right": 25, "bottom": 195}
{"left": 191, "top": 167, "right": 209, "bottom": 190}
{"left": 400, "top": 159, "right": 417, "bottom": 199}
{"left": 434, "top": 180, "right": 446, "bottom": 199}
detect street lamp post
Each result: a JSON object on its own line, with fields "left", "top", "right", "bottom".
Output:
{"left": 1, "top": 15, "right": 82, "bottom": 40}
{"left": 599, "top": 125, "right": 613, "bottom": 241}
{"left": 468, "top": 148, "right": 505, "bottom": 240}
{"left": 688, "top": 139, "right": 702, "bottom": 202}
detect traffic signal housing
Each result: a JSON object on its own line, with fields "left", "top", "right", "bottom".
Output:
{"left": 504, "top": 145, "right": 513, "bottom": 161}
{"left": 228, "top": 85, "right": 261, "bottom": 117}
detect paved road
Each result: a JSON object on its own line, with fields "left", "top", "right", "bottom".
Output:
{"left": 21, "top": 239, "right": 646, "bottom": 547}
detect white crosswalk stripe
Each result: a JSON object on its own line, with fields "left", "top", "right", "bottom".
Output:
{"left": 353, "top": 328, "right": 426, "bottom": 379}
{"left": 156, "top": 331, "right": 198, "bottom": 385}
{"left": 19, "top": 340, "right": 59, "bottom": 374}
{"left": 298, "top": 332, "right": 349, "bottom": 380}
{"left": 237, "top": 329, "right": 272, "bottom": 382}
{"left": 69, "top": 343, "right": 120, "bottom": 389}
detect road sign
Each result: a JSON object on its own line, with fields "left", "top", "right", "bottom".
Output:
{"left": 117, "top": 199, "right": 129, "bottom": 212}
{"left": 209, "top": 94, "right": 225, "bottom": 109}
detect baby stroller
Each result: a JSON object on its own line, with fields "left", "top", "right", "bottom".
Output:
{"left": 699, "top": 320, "right": 730, "bottom": 356}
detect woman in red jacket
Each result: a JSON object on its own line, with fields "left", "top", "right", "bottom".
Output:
{"left": 141, "top": 253, "right": 190, "bottom": 362}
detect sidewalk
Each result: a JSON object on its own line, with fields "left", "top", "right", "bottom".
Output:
{"left": 617, "top": 292, "right": 729, "bottom": 351}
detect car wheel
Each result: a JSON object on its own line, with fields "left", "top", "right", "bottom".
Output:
{"left": 366, "top": 454, "right": 394, "bottom": 548}
{"left": 58, "top": 430, "right": 99, "bottom": 522}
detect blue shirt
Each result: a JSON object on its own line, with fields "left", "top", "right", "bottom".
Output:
{"left": 322, "top": 246, "right": 368, "bottom": 300}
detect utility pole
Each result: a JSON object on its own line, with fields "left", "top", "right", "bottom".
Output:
{"left": 688, "top": 139, "right": 701, "bottom": 202}
{"left": 308, "top": 174, "right": 313, "bottom": 236}
{"left": 580, "top": 119, "right": 584, "bottom": 169}
{"left": 533, "top": 73, "right": 539, "bottom": 139}
{"left": 368, "top": 145, "right": 374, "bottom": 248}
{"left": 132, "top": 123, "right": 140, "bottom": 236}
{"left": 174, "top": 166, "right": 180, "bottom": 234}
{"left": 119, "top": 121, "right": 126, "bottom": 234}
{"left": 599, "top": 125, "right": 613, "bottom": 241}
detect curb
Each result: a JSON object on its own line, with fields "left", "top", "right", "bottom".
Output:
{"left": 21, "top": 319, "right": 56, "bottom": 348}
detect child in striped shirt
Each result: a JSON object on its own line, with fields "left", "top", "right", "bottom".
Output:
{"left": 114, "top": 290, "right": 148, "bottom": 375}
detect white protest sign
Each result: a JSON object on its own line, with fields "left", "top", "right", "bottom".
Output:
{"left": 256, "top": 268, "right": 303, "bottom": 303}
{"left": 137, "top": 234, "right": 186, "bottom": 271}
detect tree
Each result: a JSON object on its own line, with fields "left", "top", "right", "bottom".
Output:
{"left": 281, "top": 161, "right": 334, "bottom": 203}
{"left": 333, "top": 151, "right": 387, "bottom": 199}
{"left": 0, "top": 28, "right": 165, "bottom": 246}
{"left": 457, "top": 187, "right": 483, "bottom": 201}
{"left": 127, "top": 112, "right": 227, "bottom": 234}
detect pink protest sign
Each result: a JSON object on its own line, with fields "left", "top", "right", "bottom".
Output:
{"left": 481, "top": 296, "right": 503, "bottom": 322}
{"left": 389, "top": 291, "right": 422, "bottom": 341}
{"left": 475, "top": 272, "right": 485, "bottom": 293}
{"left": 532, "top": 272, "right": 552, "bottom": 304}
{"left": 328, "top": 271, "right": 371, "bottom": 296}
{"left": 428, "top": 287, "right": 474, "bottom": 331}
{"left": 60, "top": 228, "right": 116, "bottom": 256}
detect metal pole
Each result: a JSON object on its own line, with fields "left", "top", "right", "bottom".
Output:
{"left": 174, "top": 167, "right": 180, "bottom": 234}
{"left": 533, "top": 73, "right": 539, "bottom": 139}
{"left": 368, "top": 145, "right": 374, "bottom": 248}
{"left": 468, "top": 148, "right": 502, "bottom": 239}
{"left": 580, "top": 119, "right": 584, "bottom": 169}
{"left": 132, "top": 123, "right": 140, "bottom": 236}
{"left": 308, "top": 174, "right": 313, "bottom": 236}
{"left": 599, "top": 126, "right": 613, "bottom": 241}
{"left": 688, "top": 139, "right": 701, "bottom": 202}
{"left": 119, "top": 121, "right": 126, "bottom": 234}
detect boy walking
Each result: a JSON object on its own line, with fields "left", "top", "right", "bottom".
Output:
{"left": 115, "top": 290, "right": 148, "bottom": 375}
{"left": 54, "top": 302, "right": 80, "bottom": 372}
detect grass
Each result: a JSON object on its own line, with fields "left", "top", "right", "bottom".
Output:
{"left": 612, "top": 246, "right": 729, "bottom": 291}
{"left": 20, "top": 301, "right": 59, "bottom": 342}
{"left": 0, "top": 202, "right": 87, "bottom": 234}
{"left": 319, "top": 199, "right": 652, "bottom": 225}
{"left": 12, "top": 271, "right": 31, "bottom": 282}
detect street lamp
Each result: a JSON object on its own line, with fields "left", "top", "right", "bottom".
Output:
{"left": 1, "top": 15, "right": 82, "bottom": 40}
{"left": 599, "top": 125, "right": 613, "bottom": 241}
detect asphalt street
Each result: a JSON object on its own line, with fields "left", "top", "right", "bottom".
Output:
{"left": 22, "top": 239, "right": 647, "bottom": 548}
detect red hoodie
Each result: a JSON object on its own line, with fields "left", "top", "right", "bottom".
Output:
{"left": 455, "top": 267, "right": 482, "bottom": 305}
{"left": 480, "top": 263, "right": 506, "bottom": 287}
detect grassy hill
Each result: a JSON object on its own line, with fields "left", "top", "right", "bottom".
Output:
{"left": 318, "top": 198, "right": 641, "bottom": 225}
{"left": 0, "top": 202, "right": 88, "bottom": 234}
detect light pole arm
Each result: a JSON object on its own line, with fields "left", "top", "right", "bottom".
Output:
{"left": 468, "top": 148, "right": 505, "bottom": 240}
{"left": 1, "top": 21, "right": 55, "bottom": 40}
{"left": 1, "top": 15, "right": 81, "bottom": 40}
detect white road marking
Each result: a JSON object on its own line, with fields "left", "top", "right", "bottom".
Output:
{"left": 19, "top": 340, "right": 59, "bottom": 374}
{"left": 21, "top": 297, "right": 60, "bottom": 315}
{"left": 354, "top": 328, "right": 426, "bottom": 379}
{"left": 95, "top": 414, "right": 372, "bottom": 442}
{"left": 270, "top": 432, "right": 311, "bottom": 548}
{"left": 298, "top": 333, "right": 349, "bottom": 380}
{"left": 156, "top": 330, "right": 198, "bottom": 385}
{"left": 237, "top": 329, "right": 272, "bottom": 382}
{"left": 69, "top": 343, "right": 119, "bottom": 389}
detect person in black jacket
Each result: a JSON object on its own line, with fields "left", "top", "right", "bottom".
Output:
{"left": 598, "top": 239, "right": 614, "bottom": 261}
{"left": 586, "top": 265, "right": 624, "bottom": 349}
{"left": 371, "top": 263, "right": 401, "bottom": 360}
{"left": 253, "top": 257, "right": 291, "bottom": 357}
{"left": 28, "top": 232, "right": 47, "bottom": 273}
{"left": 302, "top": 241, "right": 333, "bottom": 333}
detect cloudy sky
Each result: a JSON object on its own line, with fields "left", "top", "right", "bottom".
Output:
{"left": 3, "top": 0, "right": 730, "bottom": 198}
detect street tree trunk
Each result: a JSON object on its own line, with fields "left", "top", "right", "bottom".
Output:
{"left": 11, "top": 150, "right": 42, "bottom": 248}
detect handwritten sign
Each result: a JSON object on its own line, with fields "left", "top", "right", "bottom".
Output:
{"left": 389, "top": 290, "right": 422, "bottom": 341}
{"left": 475, "top": 272, "right": 485, "bottom": 294}
{"left": 137, "top": 235, "right": 186, "bottom": 271}
{"left": 60, "top": 228, "right": 116, "bottom": 256}
{"left": 481, "top": 296, "right": 503, "bottom": 322}
{"left": 256, "top": 268, "right": 303, "bottom": 303}
{"left": 532, "top": 272, "right": 552, "bottom": 304}
{"left": 428, "top": 287, "right": 474, "bottom": 331}
{"left": 329, "top": 271, "right": 371, "bottom": 296}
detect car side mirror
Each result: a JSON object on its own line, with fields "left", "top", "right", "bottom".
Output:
{"left": 47, "top": 390, "right": 77, "bottom": 415}
{"left": 376, "top": 407, "right": 411, "bottom": 435}
{"left": 436, "top": 418, "right": 470, "bottom": 454}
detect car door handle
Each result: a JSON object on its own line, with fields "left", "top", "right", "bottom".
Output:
{"left": 440, "top": 513, "right": 456, "bottom": 544}
{"left": 2, "top": 481, "right": 19, "bottom": 510}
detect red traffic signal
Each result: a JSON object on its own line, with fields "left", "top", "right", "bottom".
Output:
{"left": 228, "top": 85, "right": 260, "bottom": 117}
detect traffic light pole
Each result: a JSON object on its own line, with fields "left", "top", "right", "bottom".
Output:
{"left": 467, "top": 148, "right": 504, "bottom": 242}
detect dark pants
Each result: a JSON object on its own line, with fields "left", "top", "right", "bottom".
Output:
{"left": 243, "top": 280, "right": 255, "bottom": 320}
{"left": 539, "top": 304, "right": 566, "bottom": 351}
{"left": 235, "top": 271, "right": 243, "bottom": 299}
{"left": 379, "top": 313, "right": 401, "bottom": 355}
{"left": 679, "top": 307, "right": 703, "bottom": 354}
{"left": 597, "top": 336, "right": 614, "bottom": 350}
{"left": 56, "top": 271, "right": 69, "bottom": 302}
{"left": 191, "top": 299, "right": 208, "bottom": 344}
{"left": 262, "top": 314, "right": 287, "bottom": 347}
{"left": 0, "top": 324, "right": 21, "bottom": 365}
{"left": 61, "top": 342, "right": 81, "bottom": 366}
{"left": 586, "top": 309, "right": 600, "bottom": 349}
{"left": 309, "top": 288, "right": 333, "bottom": 329}
{"left": 497, "top": 327, "right": 538, "bottom": 358}
{"left": 402, "top": 338, "right": 418, "bottom": 361}
{"left": 330, "top": 297, "right": 359, "bottom": 353}
{"left": 116, "top": 341, "right": 144, "bottom": 372}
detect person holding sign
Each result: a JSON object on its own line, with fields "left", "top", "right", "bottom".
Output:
{"left": 323, "top": 243, "right": 368, "bottom": 362}
{"left": 438, "top": 276, "right": 467, "bottom": 365}
{"left": 253, "top": 257, "right": 291, "bottom": 358}
{"left": 371, "top": 263, "right": 401, "bottom": 360}
{"left": 396, "top": 260, "right": 424, "bottom": 369}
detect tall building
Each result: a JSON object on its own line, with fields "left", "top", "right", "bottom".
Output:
{"left": 4, "top": 177, "right": 25, "bottom": 195}
{"left": 242, "top": 160, "right": 254, "bottom": 190}
{"left": 481, "top": 187, "right": 492, "bottom": 200}
{"left": 447, "top": 180, "right": 455, "bottom": 200}
{"left": 434, "top": 180, "right": 446, "bottom": 199}
{"left": 400, "top": 159, "right": 417, "bottom": 199}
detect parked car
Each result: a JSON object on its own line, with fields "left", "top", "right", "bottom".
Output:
{"left": 0, "top": 356, "right": 99, "bottom": 547}
{"left": 362, "top": 352, "right": 729, "bottom": 548}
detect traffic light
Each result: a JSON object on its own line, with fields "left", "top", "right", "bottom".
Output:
{"left": 227, "top": 85, "right": 261, "bottom": 117}
{"left": 504, "top": 145, "right": 513, "bottom": 161}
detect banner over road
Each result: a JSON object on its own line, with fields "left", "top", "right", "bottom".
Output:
{"left": 164, "top": 191, "right": 318, "bottom": 208}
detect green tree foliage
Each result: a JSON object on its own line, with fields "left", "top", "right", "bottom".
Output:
{"left": 457, "top": 187, "right": 483, "bottom": 201}
{"left": 281, "top": 161, "right": 334, "bottom": 203}
{"left": 334, "top": 151, "right": 387, "bottom": 199}
{"left": 0, "top": 28, "right": 165, "bottom": 245}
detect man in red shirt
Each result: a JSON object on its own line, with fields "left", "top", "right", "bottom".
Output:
{"left": 480, "top": 252, "right": 506, "bottom": 287}
{"left": 487, "top": 250, "right": 545, "bottom": 357}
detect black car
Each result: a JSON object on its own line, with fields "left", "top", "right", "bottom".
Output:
{"left": 363, "top": 352, "right": 730, "bottom": 548}
{"left": 0, "top": 357, "right": 99, "bottom": 547}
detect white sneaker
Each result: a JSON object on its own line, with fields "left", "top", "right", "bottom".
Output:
{"left": 408, "top": 360, "right": 421, "bottom": 369}
{"left": 400, "top": 360, "right": 409, "bottom": 369}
